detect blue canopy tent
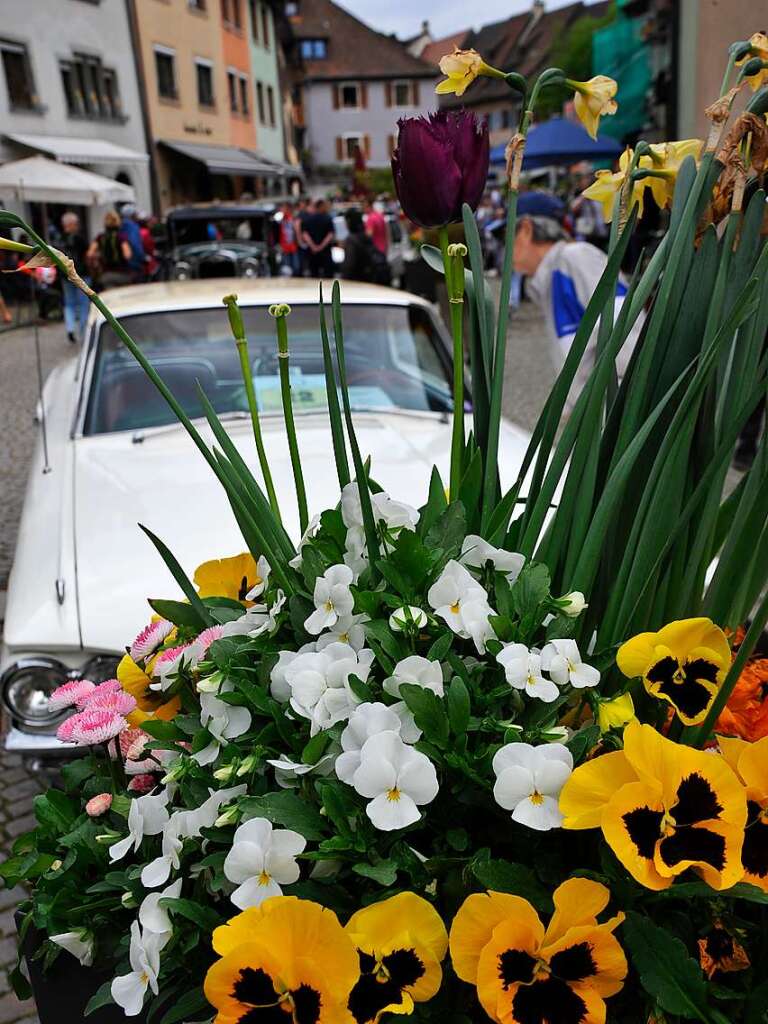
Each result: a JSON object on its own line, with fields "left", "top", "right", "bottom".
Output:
{"left": 490, "top": 117, "right": 622, "bottom": 169}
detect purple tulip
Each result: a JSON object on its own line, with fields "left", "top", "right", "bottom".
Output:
{"left": 391, "top": 110, "right": 490, "bottom": 228}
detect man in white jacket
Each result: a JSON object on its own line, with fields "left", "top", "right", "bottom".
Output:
{"left": 513, "top": 192, "right": 643, "bottom": 411}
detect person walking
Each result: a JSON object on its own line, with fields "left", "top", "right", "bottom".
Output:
{"left": 300, "top": 198, "right": 335, "bottom": 279}
{"left": 278, "top": 203, "right": 300, "bottom": 276}
{"left": 59, "top": 211, "right": 90, "bottom": 342}
{"left": 87, "top": 211, "right": 133, "bottom": 290}
{"left": 118, "top": 203, "right": 146, "bottom": 282}
{"left": 341, "top": 209, "right": 389, "bottom": 284}
{"left": 364, "top": 199, "right": 388, "bottom": 257}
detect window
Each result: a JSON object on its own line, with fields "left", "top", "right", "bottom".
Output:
{"left": 154, "top": 47, "right": 176, "bottom": 100}
{"left": 261, "top": 4, "right": 269, "bottom": 47}
{"left": 227, "top": 71, "right": 237, "bottom": 112}
{"left": 266, "top": 84, "right": 275, "bottom": 126}
{"left": 501, "top": 108, "right": 512, "bottom": 129}
{"left": 238, "top": 75, "right": 249, "bottom": 115}
{"left": 343, "top": 134, "right": 361, "bottom": 159}
{"left": 394, "top": 81, "right": 410, "bottom": 106}
{"left": 249, "top": 0, "right": 259, "bottom": 41}
{"left": 60, "top": 53, "right": 122, "bottom": 119}
{"left": 256, "top": 80, "right": 265, "bottom": 123}
{"left": 340, "top": 82, "right": 359, "bottom": 108}
{"left": 221, "top": 0, "right": 241, "bottom": 27}
{"left": 300, "top": 39, "right": 326, "bottom": 60}
{"left": 1, "top": 39, "right": 37, "bottom": 110}
{"left": 188, "top": 0, "right": 206, "bottom": 9}
{"left": 195, "top": 59, "right": 214, "bottom": 107}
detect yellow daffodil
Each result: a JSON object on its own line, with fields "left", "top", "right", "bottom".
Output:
{"left": 569, "top": 75, "right": 618, "bottom": 139}
{"left": 345, "top": 892, "right": 448, "bottom": 1023}
{"left": 560, "top": 719, "right": 747, "bottom": 891}
{"left": 617, "top": 617, "right": 731, "bottom": 726}
{"left": 645, "top": 139, "right": 703, "bottom": 210}
{"left": 117, "top": 654, "right": 180, "bottom": 728}
{"left": 583, "top": 148, "right": 647, "bottom": 223}
{"left": 450, "top": 878, "right": 627, "bottom": 1024}
{"left": 719, "top": 735, "right": 768, "bottom": 891}
{"left": 206, "top": 896, "right": 360, "bottom": 1024}
{"left": 436, "top": 49, "right": 502, "bottom": 97}
{"left": 194, "top": 552, "right": 261, "bottom": 605}
{"left": 597, "top": 692, "right": 635, "bottom": 733}
{"left": 736, "top": 33, "right": 768, "bottom": 91}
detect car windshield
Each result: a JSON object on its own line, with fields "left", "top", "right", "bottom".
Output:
{"left": 83, "top": 303, "right": 454, "bottom": 435}
{"left": 170, "top": 214, "right": 268, "bottom": 245}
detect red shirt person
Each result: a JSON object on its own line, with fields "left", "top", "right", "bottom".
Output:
{"left": 364, "top": 201, "right": 388, "bottom": 255}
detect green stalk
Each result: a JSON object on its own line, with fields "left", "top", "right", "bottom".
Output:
{"left": 223, "top": 295, "right": 281, "bottom": 522}
{"left": 270, "top": 303, "right": 309, "bottom": 534}
{"left": 0, "top": 237, "right": 34, "bottom": 255}
{"left": 439, "top": 228, "right": 467, "bottom": 501}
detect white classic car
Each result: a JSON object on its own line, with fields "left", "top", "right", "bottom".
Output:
{"left": 1, "top": 278, "right": 531, "bottom": 764}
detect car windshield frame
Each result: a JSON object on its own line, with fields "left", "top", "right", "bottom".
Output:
{"left": 78, "top": 300, "right": 459, "bottom": 438}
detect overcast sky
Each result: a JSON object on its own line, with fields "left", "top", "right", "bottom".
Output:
{"left": 337, "top": 0, "right": 598, "bottom": 42}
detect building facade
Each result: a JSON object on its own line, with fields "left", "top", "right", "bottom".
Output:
{"left": 248, "top": 0, "right": 286, "bottom": 163}
{"left": 286, "top": 0, "right": 438, "bottom": 171}
{"left": 0, "top": 0, "right": 151, "bottom": 229}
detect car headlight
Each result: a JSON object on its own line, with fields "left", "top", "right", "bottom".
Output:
{"left": 241, "top": 257, "right": 261, "bottom": 278}
{"left": 174, "top": 261, "right": 192, "bottom": 281}
{"left": 1, "top": 655, "right": 121, "bottom": 729}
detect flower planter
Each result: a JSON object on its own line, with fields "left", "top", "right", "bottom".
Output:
{"left": 16, "top": 913, "right": 147, "bottom": 1024}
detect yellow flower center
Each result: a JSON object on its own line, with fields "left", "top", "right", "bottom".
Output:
{"left": 139, "top": 971, "right": 149, "bottom": 986}
{"left": 450, "top": 601, "right": 461, "bottom": 614}
{"left": 324, "top": 600, "right": 334, "bottom": 613}
{"left": 530, "top": 791, "right": 545, "bottom": 806}
{"left": 339, "top": 632, "right": 349, "bottom": 643}
{"left": 533, "top": 957, "right": 551, "bottom": 979}
{"left": 660, "top": 810, "right": 676, "bottom": 836}
{"left": 386, "top": 787, "right": 401, "bottom": 802}
{"left": 258, "top": 870, "right": 272, "bottom": 886}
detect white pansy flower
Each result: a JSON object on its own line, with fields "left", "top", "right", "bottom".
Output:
{"left": 266, "top": 752, "right": 336, "bottom": 789}
{"left": 383, "top": 655, "right": 444, "bottom": 699}
{"left": 50, "top": 930, "right": 94, "bottom": 967}
{"left": 559, "top": 591, "right": 588, "bottom": 617}
{"left": 316, "top": 612, "right": 369, "bottom": 652}
{"left": 244, "top": 555, "right": 271, "bottom": 600}
{"left": 496, "top": 643, "right": 559, "bottom": 703}
{"left": 335, "top": 702, "right": 403, "bottom": 784}
{"left": 285, "top": 642, "right": 374, "bottom": 735}
{"left": 343, "top": 526, "right": 369, "bottom": 578}
{"left": 221, "top": 590, "right": 286, "bottom": 639}
{"left": 138, "top": 878, "right": 182, "bottom": 935}
{"left": 341, "top": 483, "right": 419, "bottom": 534}
{"left": 389, "top": 606, "right": 428, "bottom": 632}
{"left": 492, "top": 742, "right": 573, "bottom": 831}
{"left": 460, "top": 535, "right": 525, "bottom": 582}
{"left": 110, "top": 921, "right": 168, "bottom": 1017}
{"left": 193, "top": 685, "right": 253, "bottom": 766}
{"left": 427, "top": 560, "right": 496, "bottom": 653}
{"left": 352, "top": 730, "right": 438, "bottom": 831}
{"left": 305, "top": 564, "right": 355, "bottom": 635}
{"left": 109, "top": 790, "right": 170, "bottom": 863}
{"left": 540, "top": 639, "right": 600, "bottom": 689}
{"left": 223, "top": 817, "right": 306, "bottom": 909}
{"left": 270, "top": 645, "right": 315, "bottom": 702}
{"left": 289, "top": 514, "right": 322, "bottom": 570}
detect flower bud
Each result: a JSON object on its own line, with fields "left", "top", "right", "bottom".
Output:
{"left": 215, "top": 805, "right": 240, "bottom": 828}
{"left": 596, "top": 693, "right": 635, "bottom": 733}
{"left": 50, "top": 859, "right": 63, "bottom": 872}
{"left": 236, "top": 753, "right": 261, "bottom": 777}
{"left": 121, "top": 892, "right": 138, "bottom": 909}
{"left": 389, "top": 606, "right": 428, "bottom": 632}
{"left": 214, "top": 763, "right": 239, "bottom": 782}
{"left": 85, "top": 793, "right": 113, "bottom": 817}
{"left": 127, "top": 773, "right": 156, "bottom": 794}
{"left": 268, "top": 302, "right": 291, "bottom": 318}
{"left": 558, "top": 591, "right": 587, "bottom": 617}
{"left": 197, "top": 670, "right": 224, "bottom": 693}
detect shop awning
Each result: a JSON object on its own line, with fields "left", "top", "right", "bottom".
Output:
{"left": 0, "top": 156, "right": 135, "bottom": 205}
{"left": 5, "top": 133, "right": 149, "bottom": 164}
{"left": 160, "top": 140, "right": 275, "bottom": 176}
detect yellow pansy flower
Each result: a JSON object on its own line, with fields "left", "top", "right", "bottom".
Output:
{"left": 206, "top": 896, "right": 359, "bottom": 1024}
{"left": 718, "top": 734, "right": 768, "bottom": 891}
{"left": 736, "top": 33, "right": 768, "bottom": 91}
{"left": 194, "top": 552, "right": 261, "bottom": 604}
{"left": 560, "top": 719, "right": 747, "bottom": 891}
{"left": 436, "top": 49, "right": 502, "bottom": 97}
{"left": 570, "top": 75, "right": 618, "bottom": 139}
{"left": 345, "top": 892, "right": 448, "bottom": 1023}
{"left": 617, "top": 617, "right": 731, "bottom": 726}
{"left": 583, "top": 147, "right": 647, "bottom": 223}
{"left": 597, "top": 692, "right": 635, "bottom": 733}
{"left": 117, "top": 653, "right": 180, "bottom": 728}
{"left": 450, "top": 878, "right": 626, "bottom": 1024}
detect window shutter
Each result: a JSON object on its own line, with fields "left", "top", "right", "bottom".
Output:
{"left": 364, "top": 134, "right": 371, "bottom": 158}
{"left": 412, "top": 80, "right": 420, "bottom": 106}
{"left": 385, "top": 81, "right": 392, "bottom": 107}
{"left": 336, "top": 136, "right": 343, "bottom": 160}
{"left": 332, "top": 83, "right": 340, "bottom": 109}
{"left": 360, "top": 82, "right": 368, "bottom": 108}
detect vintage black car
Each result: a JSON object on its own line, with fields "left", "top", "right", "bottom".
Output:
{"left": 163, "top": 203, "right": 279, "bottom": 280}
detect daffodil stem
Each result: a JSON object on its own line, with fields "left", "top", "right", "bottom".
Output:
{"left": 439, "top": 227, "right": 466, "bottom": 501}
{"left": 224, "top": 296, "right": 281, "bottom": 523}
{"left": 719, "top": 51, "right": 738, "bottom": 97}
{"left": 274, "top": 310, "right": 309, "bottom": 534}
{"left": 688, "top": 587, "right": 768, "bottom": 747}
{"left": 0, "top": 237, "right": 35, "bottom": 255}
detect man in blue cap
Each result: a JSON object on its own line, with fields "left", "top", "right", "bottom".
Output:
{"left": 513, "top": 190, "right": 641, "bottom": 411}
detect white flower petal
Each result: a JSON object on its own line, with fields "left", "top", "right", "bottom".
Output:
{"left": 532, "top": 759, "right": 572, "bottom": 797}
{"left": 111, "top": 972, "right": 147, "bottom": 1017}
{"left": 493, "top": 766, "right": 535, "bottom": 810}
{"left": 231, "top": 875, "right": 282, "bottom": 910}
{"left": 366, "top": 791, "right": 420, "bottom": 831}
{"left": 511, "top": 795, "right": 563, "bottom": 831}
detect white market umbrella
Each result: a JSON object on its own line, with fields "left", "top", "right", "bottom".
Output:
{"left": 0, "top": 156, "right": 135, "bottom": 205}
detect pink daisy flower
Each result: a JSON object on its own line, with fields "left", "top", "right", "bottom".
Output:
{"left": 127, "top": 773, "right": 157, "bottom": 794}
{"left": 152, "top": 644, "right": 191, "bottom": 688}
{"left": 49, "top": 679, "right": 96, "bottom": 712}
{"left": 86, "top": 690, "right": 137, "bottom": 716}
{"left": 119, "top": 728, "right": 145, "bottom": 759}
{"left": 56, "top": 716, "right": 79, "bottom": 743}
{"left": 68, "top": 709, "right": 127, "bottom": 746}
{"left": 130, "top": 619, "right": 174, "bottom": 662}
{"left": 192, "top": 625, "right": 225, "bottom": 659}
{"left": 85, "top": 793, "right": 112, "bottom": 817}
{"left": 75, "top": 678, "right": 122, "bottom": 709}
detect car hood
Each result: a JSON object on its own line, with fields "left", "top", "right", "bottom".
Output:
{"left": 173, "top": 242, "right": 265, "bottom": 258}
{"left": 73, "top": 412, "right": 530, "bottom": 652}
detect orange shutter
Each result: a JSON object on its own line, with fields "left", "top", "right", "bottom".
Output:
{"left": 332, "top": 84, "right": 340, "bottom": 109}
{"left": 360, "top": 82, "right": 368, "bottom": 108}
{"left": 412, "top": 81, "right": 420, "bottom": 106}
{"left": 364, "top": 134, "right": 371, "bottom": 158}
{"left": 385, "top": 82, "right": 392, "bottom": 107}
{"left": 336, "top": 136, "right": 343, "bottom": 160}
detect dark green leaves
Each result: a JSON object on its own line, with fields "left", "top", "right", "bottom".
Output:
{"left": 471, "top": 858, "right": 551, "bottom": 912}
{"left": 399, "top": 683, "right": 450, "bottom": 748}
{"left": 240, "top": 791, "right": 327, "bottom": 841}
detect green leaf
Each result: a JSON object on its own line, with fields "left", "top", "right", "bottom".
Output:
{"left": 148, "top": 598, "right": 204, "bottom": 630}
{"left": 85, "top": 979, "right": 116, "bottom": 1016}
{"left": 566, "top": 724, "right": 600, "bottom": 764}
{"left": 302, "top": 731, "right": 330, "bottom": 766}
{"left": 446, "top": 677, "right": 471, "bottom": 736}
{"left": 510, "top": 563, "right": 551, "bottom": 618}
{"left": 419, "top": 466, "right": 448, "bottom": 538}
{"left": 427, "top": 632, "right": 453, "bottom": 661}
{"left": 140, "top": 719, "right": 187, "bottom": 742}
{"left": 240, "top": 791, "right": 327, "bottom": 841}
{"left": 162, "top": 897, "right": 221, "bottom": 932}
{"left": 745, "top": 978, "right": 768, "bottom": 1024}
{"left": 139, "top": 525, "right": 214, "bottom": 627}
{"left": 319, "top": 783, "right": 356, "bottom": 839}
{"left": 425, "top": 502, "right": 467, "bottom": 559}
{"left": 33, "top": 791, "right": 77, "bottom": 833}
{"left": 623, "top": 911, "right": 715, "bottom": 1021}
{"left": 399, "top": 684, "right": 450, "bottom": 747}
{"left": 159, "top": 987, "right": 210, "bottom": 1024}
{"left": 353, "top": 860, "right": 399, "bottom": 885}
{"left": 471, "top": 859, "right": 551, "bottom": 912}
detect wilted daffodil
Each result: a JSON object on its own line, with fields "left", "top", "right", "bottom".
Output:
{"left": 205, "top": 896, "right": 360, "bottom": 1024}
{"left": 617, "top": 617, "right": 730, "bottom": 726}
{"left": 449, "top": 878, "right": 626, "bottom": 1024}
{"left": 435, "top": 48, "right": 504, "bottom": 97}
{"left": 194, "top": 552, "right": 264, "bottom": 604}
{"left": 345, "top": 892, "right": 448, "bottom": 1023}
{"left": 560, "top": 719, "right": 747, "bottom": 891}
{"left": 583, "top": 148, "right": 647, "bottom": 223}
{"left": 719, "top": 735, "right": 768, "bottom": 892}
{"left": 736, "top": 33, "right": 768, "bottom": 91}
{"left": 568, "top": 75, "right": 618, "bottom": 139}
